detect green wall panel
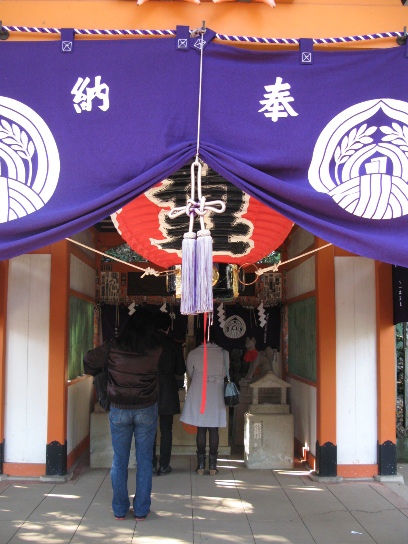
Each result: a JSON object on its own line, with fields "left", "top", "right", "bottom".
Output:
{"left": 68, "top": 296, "right": 94, "bottom": 380}
{"left": 288, "top": 297, "right": 316, "bottom": 382}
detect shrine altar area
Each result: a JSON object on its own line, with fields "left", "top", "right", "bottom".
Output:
{"left": 89, "top": 391, "right": 230, "bottom": 468}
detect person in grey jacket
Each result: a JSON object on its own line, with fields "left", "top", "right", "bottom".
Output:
{"left": 84, "top": 307, "right": 162, "bottom": 522}
{"left": 180, "top": 325, "right": 228, "bottom": 475}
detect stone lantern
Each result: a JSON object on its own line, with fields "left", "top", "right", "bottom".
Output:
{"left": 244, "top": 371, "right": 294, "bottom": 469}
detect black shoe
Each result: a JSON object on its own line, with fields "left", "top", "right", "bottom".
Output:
{"left": 196, "top": 452, "right": 206, "bottom": 475}
{"left": 209, "top": 453, "right": 218, "bottom": 476}
{"left": 158, "top": 465, "right": 172, "bottom": 475}
{"left": 152, "top": 466, "right": 158, "bottom": 476}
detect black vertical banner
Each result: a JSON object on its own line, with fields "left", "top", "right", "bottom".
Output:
{"left": 392, "top": 265, "right": 408, "bottom": 324}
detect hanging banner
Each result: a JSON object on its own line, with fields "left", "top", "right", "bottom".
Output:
{"left": 1, "top": 33, "right": 408, "bottom": 268}
{"left": 392, "top": 265, "right": 408, "bottom": 324}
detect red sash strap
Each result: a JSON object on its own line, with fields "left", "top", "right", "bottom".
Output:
{"left": 200, "top": 312, "right": 208, "bottom": 414}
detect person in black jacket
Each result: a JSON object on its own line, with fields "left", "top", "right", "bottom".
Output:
{"left": 84, "top": 307, "right": 162, "bottom": 522}
{"left": 153, "top": 312, "right": 186, "bottom": 476}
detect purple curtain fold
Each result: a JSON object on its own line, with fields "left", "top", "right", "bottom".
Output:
{"left": 1, "top": 36, "right": 408, "bottom": 267}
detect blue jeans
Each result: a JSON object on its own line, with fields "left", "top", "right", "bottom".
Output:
{"left": 109, "top": 403, "right": 158, "bottom": 518}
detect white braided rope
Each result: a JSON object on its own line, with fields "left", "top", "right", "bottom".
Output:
{"left": 66, "top": 237, "right": 167, "bottom": 275}
{"left": 255, "top": 242, "right": 333, "bottom": 276}
{"left": 0, "top": 26, "right": 404, "bottom": 45}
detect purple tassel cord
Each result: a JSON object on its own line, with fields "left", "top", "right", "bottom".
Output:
{"left": 196, "top": 229, "right": 214, "bottom": 314}
{"left": 180, "top": 231, "right": 197, "bottom": 315}
{"left": 169, "top": 33, "right": 224, "bottom": 315}
{"left": 168, "top": 158, "right": 225, "bottom": 315}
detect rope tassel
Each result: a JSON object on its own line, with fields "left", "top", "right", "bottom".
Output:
{"left": 180, "top": 231, "right": 197, "bottom": 315}
{"left": 168, "top": 158, "right": 225, "bottom": 315}
{"left": 168, "top": 24, "right": 225, "bottom": 316}
{"left": 196, "top": 229, "right": 213, "bottom": 314}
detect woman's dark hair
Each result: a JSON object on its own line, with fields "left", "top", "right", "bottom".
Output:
{"left": 196, "top": 324, "right": 221, "bottom": 345}
{"left": 114, "top": 307, "right": 161, "bottom": 353}
{"left": 208, "top": 324, "right": 221, "bottom": 345}
{"left": 156, "top": 311, "right": 172, "bottom": 331}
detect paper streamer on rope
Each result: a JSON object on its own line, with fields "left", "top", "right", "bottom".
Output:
{"left": 200, "top": 311, "right": 208, "bottom": 414}
{"left": 257, "top": 302, "right": 267, "bottom": 328}
{"left": 217, "top": 303, "right": 225, "bottom": 329}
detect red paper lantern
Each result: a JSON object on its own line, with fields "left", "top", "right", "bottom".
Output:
{"left": 112, "top": 169, "right": 293, "bottom": 268}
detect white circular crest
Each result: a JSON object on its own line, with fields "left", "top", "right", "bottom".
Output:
{"left": 0, "top": 97, "right": 60, "bottom": 223}
{"left": 308, "top": 99, "right": 408, "bottom": 219}
{"left": 223, "top": 315, "right": 246, "bottom": 339}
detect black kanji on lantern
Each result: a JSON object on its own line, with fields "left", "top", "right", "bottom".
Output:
{"left": 147, "top": 168, "right": 252, "bottom": 258}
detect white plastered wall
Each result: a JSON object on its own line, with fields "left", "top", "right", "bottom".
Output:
{"left": 67, "top": 252, "right": 95, "bottom": 456}
{"left": 288, "top": 377, "right": 317, "bottom": 457}
{"left": 70, "top": 253, "right": 96, "bottom": 298}
{"left": 335, "top": 257, "right": 377, "bottom": 465}
{"left": 286, "top": 228, "right": 317, "bottom": 456}
{"left": 67, "top": 377, "right": 94, "bottom": 456}
{"left": 5, "top": 255, "right": 50, "bottom": 463}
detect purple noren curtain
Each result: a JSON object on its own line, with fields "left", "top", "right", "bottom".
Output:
{"left": 1, "top": 34, "right": 408, "bottom": 266}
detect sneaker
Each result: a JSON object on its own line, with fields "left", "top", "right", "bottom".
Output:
{"left": 158, "top": 465, "right": 172, "bottom": 475}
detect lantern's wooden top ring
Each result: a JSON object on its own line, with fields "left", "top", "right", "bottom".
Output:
{"left": 238, "top": 263, "right": 260, "bottom": 286}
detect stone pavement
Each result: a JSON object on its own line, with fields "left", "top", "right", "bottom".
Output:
{"left": 1, "top": 454, "right": 408, "bottom": 544}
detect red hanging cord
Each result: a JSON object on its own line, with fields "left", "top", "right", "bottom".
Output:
{"left": 200, "top": 312, "right": 208, "bottom": 414}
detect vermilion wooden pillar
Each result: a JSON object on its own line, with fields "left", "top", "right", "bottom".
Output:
{"left": 0, "top": 261, "right": 8, "bottom": 475}
{"left": 46, "top": 241, "right": 69, "bottom": 476}
{"left": 315, "top": 241, "right": 337, "bottom": 477}
{"left": 376, "top": 261, "right": 397, "bottom": 476}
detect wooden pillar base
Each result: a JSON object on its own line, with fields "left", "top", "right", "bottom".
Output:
{"left": 378, "top": 440, "right": 397, "bottom": 476}
{"left": 46, "top": 440, "right": 67, "bottom": 476}
{"left": 315, "top": 440, "right": 337, "bottom": 477}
